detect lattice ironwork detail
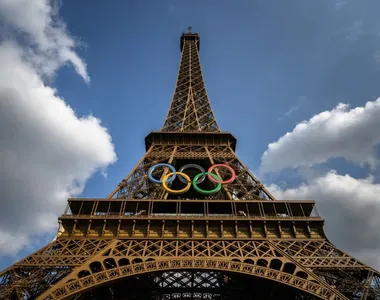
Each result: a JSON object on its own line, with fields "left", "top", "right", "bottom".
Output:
{"left": 272, "top": 240, "right": 365, "bottom": 268}
{"left": 0, "top": 239, "right": 112, "bottom": 299}
{"left": 110, "top": 145, "right": 274, "bottom": 201}
{"left": 39, "top": 259, "right": 348, "bottom": 300}
{"left": 109, "top": 240, "right": 282, "bottom": 259}
{"left": 161, "top": 33, "right": 219, "bottom": 132}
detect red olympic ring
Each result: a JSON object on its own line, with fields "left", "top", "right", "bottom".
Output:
{"left": 207, "top": 164, "right": 236, "bottom": 184}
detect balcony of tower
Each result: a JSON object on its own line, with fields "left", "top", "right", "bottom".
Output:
{"left": 145, "top": 131, "right": 237, "bottom": 151}
{"left": 57, "top": 198, "right": 325, "bottom": 240}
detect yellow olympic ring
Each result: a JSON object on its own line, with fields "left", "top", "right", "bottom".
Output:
{"left": 162, "top": 172, "right": 191, "bottom": 194}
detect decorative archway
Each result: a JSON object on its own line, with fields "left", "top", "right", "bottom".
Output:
{"left": 38, "top": 259, "right": 344, "bottom": 299}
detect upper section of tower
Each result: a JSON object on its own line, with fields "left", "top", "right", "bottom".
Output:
{"left": 180, "top": 26, "right": 200, "bottom": 52}
{"left": 161, "top": 29, "right": 220, "bottom": 132}
{"left": 180, "top": 33, "right": 200, "bottom": 52}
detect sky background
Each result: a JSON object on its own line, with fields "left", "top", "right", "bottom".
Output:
{"left": 1, "top": 0, "right": 380, "bottom": 272}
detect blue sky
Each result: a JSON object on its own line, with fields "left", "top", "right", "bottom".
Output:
{"left": 1, "top": 0, "right": 380, "bottom": 271}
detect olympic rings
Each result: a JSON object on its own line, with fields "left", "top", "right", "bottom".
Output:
{"left": 208, "top": 164, "right": 236, "bottom": 184}
{"left": 178, "top": 164, "right": 206, "bottom": 184}
{"left": 162, "top": 172, "right": 191, "bottom": 194}
{"left": 193, "top": 172, "right": 222, "bottom": 195}
{"left": 148, "top": 163, "right": 176, "bottom": 183}
{"left": 147, "top": 163, "right": 235, "bottom": 194}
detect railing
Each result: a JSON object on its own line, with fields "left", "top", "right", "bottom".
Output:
{"left": 60, "top": 213, "right": 322, "bottom": 220}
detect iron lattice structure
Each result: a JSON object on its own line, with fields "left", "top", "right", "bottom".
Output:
{"left": 1, "top": 29, "right": 380, "bottom": 300}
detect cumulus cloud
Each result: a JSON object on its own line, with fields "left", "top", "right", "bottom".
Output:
{"left": 268, "top": 171, "right": 380, "bottom": 270}
{"left": 261, "top": 96, "right": 380, "bottom": 270}
{"left": 0, "top": 0, "right": 89, "bottom": 81}
{"left": 260, "top": 99, "right": 380, "bottom": 173}
{"left": 0, "top": 0, "right": 116, "bottom": 255}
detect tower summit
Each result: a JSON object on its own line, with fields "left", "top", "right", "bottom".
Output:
{"left": 1, "top": 30, "right": 379, "bottom": 300}
{"left": 162, "top": 27, "right": 217, "bottom": 132}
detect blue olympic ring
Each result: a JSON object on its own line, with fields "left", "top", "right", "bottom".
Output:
{"left": 148, "top": 163, "right": 176, "bottom": 184}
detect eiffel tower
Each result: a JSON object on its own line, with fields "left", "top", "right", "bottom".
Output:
{"left": 1, "top": 28, "right": 379, "bottom": 300}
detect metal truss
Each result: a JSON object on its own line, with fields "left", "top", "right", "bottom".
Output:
{"left": 1, "top": 29, "right": 380, "bottom": 300}
{"left": 1, "top": 238, "right": 379, "bottom": 299}
{"left": 35, "top": 258, "right": 349, "bottom": 299}
{"left": 64, "top": 270, "right": 322, "bottom": 300}
{"left": 109, "top": 145, "right": 275, "bottom": 201}
{"left": 0, "top": 240, "right": 112, "bottom": 299}
{"left": 161, "top": 32, "right": 219, "bottom": 132}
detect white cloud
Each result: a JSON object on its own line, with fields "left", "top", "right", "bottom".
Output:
{"left": 335, "top": 0, "right": 347, "bottom": 10}
{"left": 268, "top": 170, "right": 380, "bottom": 270}
{"left": 278, "top": 105, "right": 299, "bottom": 121}
{"left": 374, "top": 50, "right": 380, "bottom": 65}
{"left": 261, "top": 96, "right": 380, "bottom": 270}
{"left": 169, "top": 4, "right": 175, "bottom": 14}
{"left": 284, "top": 105, "right": 300, "bottom": 117}
{"left": 0, "top": 0, "right": 89, "bottom": 82}
{"left": 0, "top": 0, "right": 116, "bottom": 255}
{"left": 278, "top": 96, "right": 307, "bottom": 121}
{"left": 345, "top": 20, "right": 363, "bottom": 41}
{"left": 260, "top": 99, "right": 380, "bottom": 173}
